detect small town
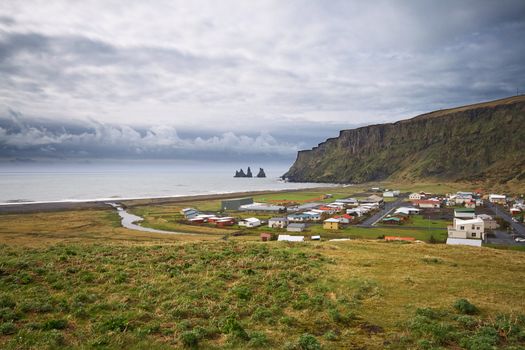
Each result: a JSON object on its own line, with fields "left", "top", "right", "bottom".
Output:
{"left": 177, "top": 188, "right": 525, "bottom": 247}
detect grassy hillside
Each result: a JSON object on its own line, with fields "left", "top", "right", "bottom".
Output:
{"left": 1, "top": 209, "right": 525, "bottom": 349}
{"left": 284, "top": 96, "right": 525, "bottom": 192}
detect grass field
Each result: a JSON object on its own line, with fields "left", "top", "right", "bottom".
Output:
{"left": 1, "top": 198, "right": 525, "bottom": 349}
{"left": 1, "top": 236, "right": 524, "bottom": 349}
{"left": 378, "top": 215, "right": 450, "bottom": 230}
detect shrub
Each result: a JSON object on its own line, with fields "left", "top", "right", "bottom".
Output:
{"left": 298, "top": 333, "right": 321, "bottom": 350}
{"left": 100, "top": 316, "right": 130, "bottom": 332}
{"left": 223, "top": 316, "right": 250, "bottom": 341}
{"left": 0, "top": 321, "right": 17, "bottom": 335}
{"left": 181, "top": 331, "right": 199, "bottom": 348}
{"left": 43, "top": 319, "right": 68, "bottom": 330}
{"left": 324, "top": 330, "right": 337, "bottom": 341}
{"left": 0, "top": 294, "right": 16, "bottom": 309}
{"left": 232, "top": 285, "right": 252, "bottom": 301}
{"left": 454, "top": 299, "right": 479, "bottom": 315}
{"left": 248, "top": 331, "right": 269, "bottom": 347}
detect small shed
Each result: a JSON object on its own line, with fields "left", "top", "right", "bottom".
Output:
{"left": 287, "top": 223, "right": 306, "bottom": 232}
{"left": 311, "top": 235, "right": 321, "bottom": 241}
{"left": 260, "top": 233, "right": 272, "bottom": 242}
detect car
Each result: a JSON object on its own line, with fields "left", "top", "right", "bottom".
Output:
{"left": 515, "top": 237, "right": 525, "bottom": 243}
{"left": 512, "top": 218, "right": 518, "bottom": 222}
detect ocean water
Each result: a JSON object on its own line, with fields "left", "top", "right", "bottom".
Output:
{"left": 0, "top": 160, "right": 331, "bottom": 204}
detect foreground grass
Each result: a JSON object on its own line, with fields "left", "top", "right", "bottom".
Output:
{"left": 0, "top": 238, "right": 524, "bottom": 349}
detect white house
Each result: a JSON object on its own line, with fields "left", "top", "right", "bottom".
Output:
{"left": 277, "top": 235, "right": 304, "bottom": 242}
{"left": 395, "top": 207, "right": 420, "bottom": 215}
{"left": 303, "top": 211, "right": 321, "bottom": 221}
{"left": 383, "top": 190, "right": 400, "bottom": 198}
{"left": 455, "top": 192, "right": 474, "bottom": 205}
{"left": 447, "top": 218, "right": 485, "bottom": 247}
{"left": 181, "top": 208, "right": 199, "bottom": 219}
{"left": 489, "top": 194, "right": 506, "bottom": 204}
{"left": 268, "top": 217, "right": 288, "bottom": 229}
{"left": 409, "top": 193, "right": 423, "bottom": 200}
{"left": 239, "top": 217, "right": 261, "bottom": 228}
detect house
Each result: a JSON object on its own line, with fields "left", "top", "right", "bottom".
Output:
{"left": 361, "top": 195, "right": 384, "bottom": 204}
{"left": 181, "top": 208, "right": 199, "bottom": 219}
{"left": 268, "top": 217, "right": 288, "bottom": 229}
{"left": 260, "top": 233, "right": 272, "bottom": 241}
{"left": 477, "top": 214, "right": 499, "bottom": 230}
{"left": 409, "top": 193, "right": 422, "bottom": 200}
{"left": 333, "top": 214, "right": 353, "bottom": 224}
{"left": 221, "top": 197, "right": 253, "bottom": 210}
{"left": 323, "top": 218, "right": 341, "bottom": 230}
{"left": 303, "top": 211, "right": 321, "bottom": 221}
{"left": 277, "top": 235, "right": 304, "bottom": 242}
{"left": 455, "top": 192, "right": 474, "bottom": 205}
{"left": 216, "top": 218, "right": 235, "bottom": 227}
{"left": 412, "top": 199, "right": 441, "bottom": 208}
{"left": 238, "top": 217, "right": 261, "bottom": 228}
{"left": 489, "top": 194, "right": 506, "bottom": 204}
{"left": 382, "top": 217, "right": 402, "bottom": 225}
{"left": 464, "top": 200, "right": 476, "bottom": 209}
{"left": 395, "top": 207, "right": 420, "bottom": 215}
{"left": 188, "top": 217, "right": 205, "bottom": 224}
{"left": 447, "top": 217, "right": 485, "bottom": 246}
{"left": 287, "top": 223, "right": 306, "bottom": 232}
{"left": 287, "top": 213, "right": 310, "bottom": 222}
{"left": 385, "top": 236, "right": 415, "bottom": 242}
{"left": 239, "top": 203, "right": 286, "bottom": 212}
{"left": 454, "top": 208, "right": 476, "bottom": 219}
{"left": 335, "top": 198, "right": 359, "bottom": 206}
{"left": 383, "top": 190, "right": 400, "bottom": 198}
{"left": 510, "top": 207, "right": 522, "bottom": 216}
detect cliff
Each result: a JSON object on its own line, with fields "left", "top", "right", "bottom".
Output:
{"left": 283, "top": 96, "right": 525, "bottom": 186}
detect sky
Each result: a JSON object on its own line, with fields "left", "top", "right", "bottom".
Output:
{"left": 0, "top": 0, "right": 524, "bottom": 162}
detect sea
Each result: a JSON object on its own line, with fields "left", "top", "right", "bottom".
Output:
{"left": 0, "top": 160, "right": 334, "bottom": 204}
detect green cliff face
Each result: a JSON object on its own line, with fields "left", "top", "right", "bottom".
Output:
{"left": 283, "top": 96, "right": 525, "bottom": 185}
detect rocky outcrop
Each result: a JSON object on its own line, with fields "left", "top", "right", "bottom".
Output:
{"left": 283, "top": 96, "right": 525, "bottom": 186}
{"left": 257, "top": 168, "right": 266, "bottom": 178}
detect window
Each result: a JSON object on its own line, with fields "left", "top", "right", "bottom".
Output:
{"left": 471, "top": 232, "right": 477, "bottom": 237}
{"left": 460, "top": 226, "right": 465, "bottom": 230}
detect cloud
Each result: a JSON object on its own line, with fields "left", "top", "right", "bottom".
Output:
{"left": 0, "top": 0, "right": 524, "bottom": 153}
{"left": 0, "top": 110, "right": 300, "bottom": 160}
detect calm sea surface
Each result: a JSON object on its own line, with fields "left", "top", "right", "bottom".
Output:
{"left": 0, "top": 160, "right": 333, "bottom": 204}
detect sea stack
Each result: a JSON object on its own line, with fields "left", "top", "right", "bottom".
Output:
{"left": 246, "top": 167, "right": 253, "bottom": 177}
{"left": 234, "top": 169, "right": 247, "bottom": 177}
{"left": 256, "top": 168, "right": 266, "bottom": 178}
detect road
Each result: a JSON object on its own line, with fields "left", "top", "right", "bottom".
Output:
{"left": 486, "top": 202, "right": 525, "bottom": 236}
{"left": 485, "top": 202, "right": 525, "bottom": 245}
{"left": 358, "top": 197, "right": 405, "bottom": 227}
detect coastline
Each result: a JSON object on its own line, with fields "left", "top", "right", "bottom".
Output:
{"left": 0, "top": 185, "right": 340, "bottom": 214}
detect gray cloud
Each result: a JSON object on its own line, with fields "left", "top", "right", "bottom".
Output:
{"left": 0, "top": 0, "right": 524, "bottom": 160}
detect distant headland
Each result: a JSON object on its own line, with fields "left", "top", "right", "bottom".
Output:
{"left": 234, "top": 167, "right": 266, "bottom": 178}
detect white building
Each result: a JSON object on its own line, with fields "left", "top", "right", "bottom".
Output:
{"left": 447, "top": 218, "right": 485, "bottom": 246}
{"left": 395, "top": 207, "right": 420, "bottom": 215}
{"left": 454, "top": 208, "right": 476, "bottom": 219}
{"left": 268, "top": 217, "right": 288, "bottom": 229}
{"left": 239, "top": 217, "right": 261, "bottom": 228}
{"left": 277, "top": 235, "right": 304, "bottom": 242}
{"left": 489, "top": 194, "right": 506, "bottom": 204}
{"left": 409, "top": 193, "right": 422, "bottom": 200}
{"left": 383, "top": 190, "right": 400, "bottom": 198}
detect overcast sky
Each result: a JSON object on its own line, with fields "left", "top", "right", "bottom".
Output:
{"left": 1, "top": 0, "right": 524, "bottom": 161}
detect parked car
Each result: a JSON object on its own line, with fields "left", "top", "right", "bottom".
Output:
{"left": 515, "top": 237, "right": 525, "bottom": 243}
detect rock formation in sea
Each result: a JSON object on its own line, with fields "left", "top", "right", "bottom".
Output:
{"left": 256, "top": 168, "right": 266, "bottom": 178}
{"left": 246, "top": 167, "right": 253, "bottom": 177}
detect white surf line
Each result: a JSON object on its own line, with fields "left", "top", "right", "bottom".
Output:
{"left": 108, "top": 203, "right": 194, "bottom": 235}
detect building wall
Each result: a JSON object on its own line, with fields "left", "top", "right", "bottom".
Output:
{"left": 221, "top": 197, "right": 253, "bottom": 210}
{"left": 323, "top": 222, "right": 339, "bottom": 230}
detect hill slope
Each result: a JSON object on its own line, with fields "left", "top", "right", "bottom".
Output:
{"left": 283, "top": 96, "right": 525, "bottom": 187}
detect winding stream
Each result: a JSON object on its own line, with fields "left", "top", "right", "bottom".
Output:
{"left": 108, "top": 203, "right": 191, "bottom": 235}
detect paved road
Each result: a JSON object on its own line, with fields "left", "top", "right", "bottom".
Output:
{"left": 358, "top": 197, "right": 405, "bottom": 227}
{"left": 486, "top": 202, "right": 525, "bottom": 236}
